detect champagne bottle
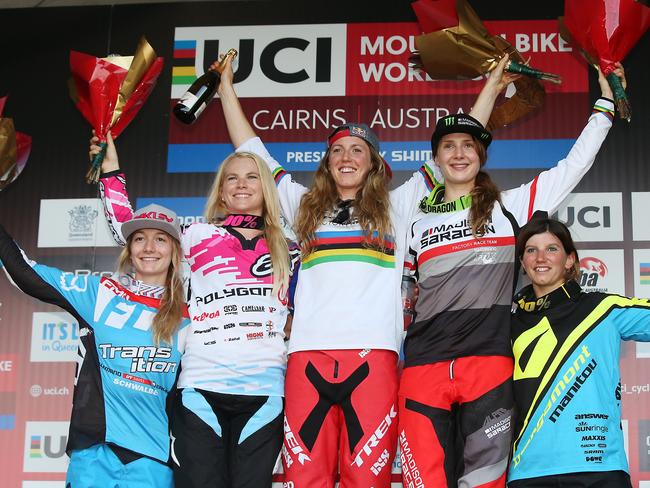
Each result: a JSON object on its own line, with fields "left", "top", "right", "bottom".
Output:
{"left": 173, "top": 48, "right": 237, "bottom": 124}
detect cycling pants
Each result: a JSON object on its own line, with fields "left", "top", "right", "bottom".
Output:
{"left": 398, "top": 355, "right": 514, "bottom": 488}
{"left": 282, "top": 349, "right": 399, "bottom": 488}
{"left": 66, "top": 443, "right": 173, "bottom": 488}
{"left": 172, "top": 388, "right": 283, "bottom": 488}
{"left": 507, "top": 469, "right": 631, "bottom": 488}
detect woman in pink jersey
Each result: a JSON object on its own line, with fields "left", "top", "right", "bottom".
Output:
{"left": 214, "top": 54, "right": 521, "bottom": 487}
{"left": 93, "top": 133, "right": 298, "bottom": 487}
{"left": 397, "top": 65, "right": 624, "bottom": 488}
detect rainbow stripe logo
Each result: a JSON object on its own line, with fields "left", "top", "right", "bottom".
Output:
{"left": 302, "top": 230, "right": 395, "bottom": 270}
{"left": 29, "top": 435, "right": 42, "bottom": 458}
{"left": 172, "top": 40, "right": 197, "bottom": 85}
{"left": 641, "top": 263, "right": 650, "bottom": 285}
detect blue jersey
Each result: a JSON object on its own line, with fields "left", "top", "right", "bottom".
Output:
{"left": 0, "top": 224, "right": 190, "bottom": 463}
{"left": 509, "top": 280, "right": 650, "bottom": 481}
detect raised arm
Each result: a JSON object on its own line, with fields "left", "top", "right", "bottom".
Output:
{"left": 469, "top": 54, "right": 520, "bottom": 126}
{"left": 92, "top": 132, "right": 134, "bottom": 246}
{"left": 501, "top": 65, "right": 625, "bottom": 224}
{"left": 214, "top": 56, "right": 256, "bottom": 148}
{"left": 0, "top": 224, "right": 95, "bottom": 316}
{"left": 213, "top": 54, "right": 306, "bottom": 224}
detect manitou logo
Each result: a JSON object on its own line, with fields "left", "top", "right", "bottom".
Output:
{"left": 351, "top": 405, "right": 397, "bottom": 467}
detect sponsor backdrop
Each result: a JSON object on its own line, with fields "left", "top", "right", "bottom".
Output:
{"left": 0, "top": 1, "right": 648, "bottom": 486}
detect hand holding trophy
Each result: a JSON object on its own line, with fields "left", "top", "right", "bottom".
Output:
{"left": 69, "top": 37, "right": 163, "bottom": 183}
{"left": 0, "top": 96, "right": 31, "bottom": 191}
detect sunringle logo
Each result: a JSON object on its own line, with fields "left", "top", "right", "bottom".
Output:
{"left": 552, "top": 193, "right": 623, "bottom": 242}
{"left": 29, "top": 384, "right": 70, "bottom": 398}
{"left": 578, "top": 250, "right": 625, "bottom": 295}
{"left": 23, "top": 421, "right": 70, "bottom": 472}
{"left": 30, "top": 312, "right": 80, "bottom": 362}
{"left": 37, "top": 198, "right": 118, "bottom": 248}
{"left": 171, "top": 24, "right": 347, "bottom": 99}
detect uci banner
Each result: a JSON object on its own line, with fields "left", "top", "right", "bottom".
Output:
{"left": 167, "top": 20, "right": 589, "bottom": 173}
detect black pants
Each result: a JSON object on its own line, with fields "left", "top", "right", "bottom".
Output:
{"left": 172, "top": 388, "right": 283, "bottom": 488}
{"left": 508, "top": 470, "right": 632, "bottom": 488}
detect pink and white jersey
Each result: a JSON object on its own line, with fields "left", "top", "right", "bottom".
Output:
{"left": 99, "top": 172, "right": 298, "bottom": 397}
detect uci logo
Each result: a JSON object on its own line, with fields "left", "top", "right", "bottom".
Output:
{"left": 173, "top": 25, "right": 347, "bottom": 97}
{"left": 555, "top": 205, "right": 611, "bottom": 229}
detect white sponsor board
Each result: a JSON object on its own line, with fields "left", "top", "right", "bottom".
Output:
{"left": 553, "top": 193, "right": 623, "bottom": 242}
{"left": 23, "top": 421, "right": 70, "bottom": 473}
{"left": 31, "top": 312, "right": 79, "bottom": 362}
{"left": 632, "top": 192, "right": 650, "bottom": 241}
{"left": 577, "top": 249, "right": 625, "bottom": 295}
{"left": 38, "top": 198, "right": 118, "bottom": 248}
{"left": 172, "top": 24, "right": 347, "bottom": 98}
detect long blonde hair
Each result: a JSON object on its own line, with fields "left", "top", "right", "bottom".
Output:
{"left": 204, "top": 151, "right": 290, "bottom": 297}
{"left": 294, "top": 145, "right": 392, "bottom": 255}
{"left": 118, "top": 234, "right": 185, "bottom": 345}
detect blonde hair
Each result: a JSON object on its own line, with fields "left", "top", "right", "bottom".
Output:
{"left": 118, "top": 234, "right": 185, "bottom": 345}
{"left": 204, "top": 152, "right": 290, "bottom": 297}
{"left": 294, "top": 144, "right": 392, "bottom": 255}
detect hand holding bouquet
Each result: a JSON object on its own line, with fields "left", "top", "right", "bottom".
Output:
{"left": 69, "top": 37, "right": 163, "bottom": 182}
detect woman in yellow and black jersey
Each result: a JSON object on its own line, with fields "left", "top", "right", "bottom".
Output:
{"left": 508, "top": 216, "right": 650, "bottom": 488}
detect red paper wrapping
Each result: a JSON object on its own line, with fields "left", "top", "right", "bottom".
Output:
{"left": 564, "top": 0, "right": 650, "bottom": 120}
{"left": 68, "top": 37, "right": 164, "bottom": 182}
{"left": 0, "top": 96, "right": 31, "bottom": 191}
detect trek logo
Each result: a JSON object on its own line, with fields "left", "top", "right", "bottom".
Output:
{"left": 283, "top": 417, "right": 311, "bottom": 467}
{"left": 98, "top": 344, "right": 176, "bottom": 373}
{"left": 351, "top": 404, "right": 397, "bottom": 467}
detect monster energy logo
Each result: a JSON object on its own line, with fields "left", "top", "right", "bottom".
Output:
{"left": 445, "top": 118, "right": 455, "bottom": 126}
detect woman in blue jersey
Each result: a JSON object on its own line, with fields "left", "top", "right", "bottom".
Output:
{"left": 508, "top": 216, "right": 650, "bottom": 488}
{"left": 0, "top": 204, "right": 189, "bottom": 487}
{"left": 95, "top": 131, "right": 297, "bottom": 487}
